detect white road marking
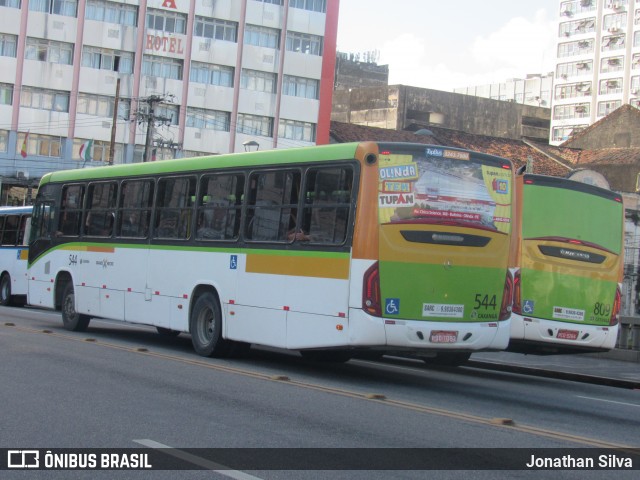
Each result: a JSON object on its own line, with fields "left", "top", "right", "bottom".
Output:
{"left": 133, "top": 439, "right": 264, "bottom": 480}
{"left": 576, "top": 396, "right": 640, "bottom": 408}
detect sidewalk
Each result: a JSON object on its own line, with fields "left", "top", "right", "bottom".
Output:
{"left": 471, "top": 348, "right": 640, "bottom": 385}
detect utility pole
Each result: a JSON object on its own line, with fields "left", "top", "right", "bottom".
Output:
{"left": 108, "top": 77, "right": 120, "bottom": 165}
{"left": 137, "top": 93, "right": 175, "bottom": 162}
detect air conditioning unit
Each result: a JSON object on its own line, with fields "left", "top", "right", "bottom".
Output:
{"left": 16, "top": 170, "right": 29, "bottom": 180}
{"left": 561, "top": 9, "right": 573, "bottom": 16}
{"left": 560, "top": 73, "right": 569, "bottom": 79}
{"left": 577, "top": 62, "right": 588, "bottom": 69}
{"left": 608, "top": 27, "right": 620, "bottom": 33}
{"left": 632, "top": 89, "right": 640, "bottom": 95}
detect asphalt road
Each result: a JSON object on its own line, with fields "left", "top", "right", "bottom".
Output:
{"left": 1, "top": 306, "right": 639, "bottom": 480}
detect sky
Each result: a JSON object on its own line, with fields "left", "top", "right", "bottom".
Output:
{"left": 336, "top": 0, "right": 559, "bottom": 91}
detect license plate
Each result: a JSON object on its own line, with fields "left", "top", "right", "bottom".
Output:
{"left": 557, "top": 329, "right": 579, "bottom": 340}
{"left": 430, "top": 330, "right": 458, "bottom": 343}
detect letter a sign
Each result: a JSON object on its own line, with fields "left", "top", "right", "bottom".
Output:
{"left": 162, "top": 0, "right": 177, "bottom": 8}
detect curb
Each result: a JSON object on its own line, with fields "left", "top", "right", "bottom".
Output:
{"left": 466, "top": 360, "right": 640, "bottom": 390}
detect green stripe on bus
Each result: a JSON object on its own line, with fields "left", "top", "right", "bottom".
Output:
{"left": 29, "top": 242, "right": 350, "bottom": 267}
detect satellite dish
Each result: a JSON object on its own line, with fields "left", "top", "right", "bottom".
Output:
{"left": 414, "top": 129, "right": 434, "bottom": 136}
{"left": 567, "top": 169, "right": 610, "bottom": 189}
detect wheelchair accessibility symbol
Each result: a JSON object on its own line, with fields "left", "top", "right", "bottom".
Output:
{"left": 523, "top": 300, "right": 535, "bottom": 315}
{"left": 385, "top": 298, "right": 400, "bottom": 315}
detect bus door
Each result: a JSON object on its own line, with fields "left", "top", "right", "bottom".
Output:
{"left": 375, "top": 146, "right": 513, "bottom": 350}
{"left": 28, "top": 198, "right": 56, "bottom": 307}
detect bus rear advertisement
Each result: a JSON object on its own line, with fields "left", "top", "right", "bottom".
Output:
{"left": 26, "top": 142, "right": 515, "bottom": 362}
{"left": 509, "top": 174, "right": 624, "bottom": 354}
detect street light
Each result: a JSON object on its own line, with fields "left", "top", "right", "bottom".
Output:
{"left": 243, "top": 140, "right": 260, "bottom": 152}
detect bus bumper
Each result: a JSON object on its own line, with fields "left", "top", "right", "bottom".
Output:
{"left": 348, "top": 308, "right": 510, "bottom": 352}
{"left": 509, "top": 313, "right": 618, "bottom": 352}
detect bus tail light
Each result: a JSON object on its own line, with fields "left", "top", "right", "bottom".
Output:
{"left": 512, "top": 269, "right": 521, "bottom": 315}
{"left": 609, "top": 286, "right": 622, "bottom": 326}
{"left": 363, "top": 262, "right": 381, "bottom": 317}
{"left": 499, "top": 270, "right": 514, "bottom": 321}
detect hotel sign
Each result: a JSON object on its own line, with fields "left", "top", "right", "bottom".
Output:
{"left": 146, "top": 35, "right": 185, "bottom": 54}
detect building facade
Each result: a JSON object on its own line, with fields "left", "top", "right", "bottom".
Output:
{"left": 454, "top": 73, "right": 554, "bottom": 109}
{"left": 551, "top": 0, "right": 640, "bottom": 144}
{"left": 331, "top": 85, "right": 551, "bottom": 142}
{"left": 0, "top": 0, "right": 339, "bottom": 200}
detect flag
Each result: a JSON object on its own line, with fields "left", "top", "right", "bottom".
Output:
{"left": 79, "top": 139, "right": 94, "bottom": 162}
{"left": 20, "top": 131, "right": 29, "bottom": 158}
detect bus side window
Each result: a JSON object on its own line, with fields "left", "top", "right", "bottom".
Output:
{"left": 302, "top": 167, "right": 353, "bottom": 245}
{"left": 196, "top": 173, "right": 245, "bottom": 241}
{"left": 117, "top": 179, "right": 154, "bottom": 238}
{"left": 58, "top": 185, "right": 85, "bottom": 237}
{"left": 1, "top": 215, "right": 19, "bottom": 245}
{"left": 154, "top": 176, "right": 196, "bottom": 240}
{"left": 245, "top": 170, "right": 300, "bottom": 242}
{"left": 85, "top": 182, "right": 117, "bottom": 237}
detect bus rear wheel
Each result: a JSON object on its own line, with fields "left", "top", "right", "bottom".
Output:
{"left": 0, "top": 273, "right": 12, "bottom": 306}
{"left": 61, "top": 283, "right": 91, "bottom": 332}
{"left": 190, "top": 292, "right": 231, "bottom": 357}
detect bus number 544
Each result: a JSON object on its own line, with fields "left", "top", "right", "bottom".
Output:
{"left": 474, "top": 294, "right": 497, "bottom": 310}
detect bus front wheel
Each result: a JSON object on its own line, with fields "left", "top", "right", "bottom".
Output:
{"left": 0, "top": 273, "right": 12, "bottom": 306}
{"left": 190, "top": 292, "right": 231, "bottom": 357}
{"left": 61, "top": 283, "right": 91, "bottom": 332}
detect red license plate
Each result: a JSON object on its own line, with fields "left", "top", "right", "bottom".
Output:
{"left": 430, "top": 330, "right": 458, "bottom": 343}
{"left": 557, "top": 329, "right": 579, "bottom": 340}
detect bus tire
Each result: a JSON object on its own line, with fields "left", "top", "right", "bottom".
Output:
{"left": 189, "top": 292, "right": 231, "bottom": 357}
{"left": 156, "top": 327, "right": 181, "bottom": 337}
{"left": 61, "top": 283, "right": 91, "bottom": 332}
{"left": 423, "top": 352, "right": 471, "bottom": 367}
{"left": 0, "top": 273, "right": 12, "bottom": 306}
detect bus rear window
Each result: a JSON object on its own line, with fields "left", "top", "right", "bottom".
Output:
{"left": 377, "top": 147, "right": 512, "bottom": 234}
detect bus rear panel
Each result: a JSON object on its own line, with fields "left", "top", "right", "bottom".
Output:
{"left": 355, "top": 144, "right": 514, "bottom": 354}
{"left": 509, "top": 174, "right": 624, "bottom": 354}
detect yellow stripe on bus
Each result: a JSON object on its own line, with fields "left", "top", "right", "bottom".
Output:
{"left": 60, "top": 245, "right": 115, "bottom": 253}
{"left": 246, "top": 254, "right": 350, "bottom": 279}
{"left": 521, "top": 240, "right": 621, "bottom": 282}
{"left": 379, "top": 226, "right": 510, "bottom": 267}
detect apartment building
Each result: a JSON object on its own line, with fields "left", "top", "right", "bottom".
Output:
{"left": 552, "top": 0, "right": 640, "bottom": 144}
{"left": 0, "top": 0, "right": 338, "bottom": 193}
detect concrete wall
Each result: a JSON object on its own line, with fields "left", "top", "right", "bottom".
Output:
{"left": 331, "top": 85, "right": 551, "bottom": 141}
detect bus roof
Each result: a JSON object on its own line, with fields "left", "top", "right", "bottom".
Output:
{"left": 39, "top": 143, "right": 365, "bottom": 186}
{"left": 0, "top": 206, "right": 32, "bottom": 215}
{"left": 523, "top": 173, "right": 622, "bottom": 203}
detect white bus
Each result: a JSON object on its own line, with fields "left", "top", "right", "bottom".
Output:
{"left": 0, "top": 206, "right": 32, "bottom": 306}
{"left": 28, "top": 143, "right": 514, "bottom": 361}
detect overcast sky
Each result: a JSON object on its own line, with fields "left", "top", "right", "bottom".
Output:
{"left": 336, "top": 0, "right": 559, "bottom": 91}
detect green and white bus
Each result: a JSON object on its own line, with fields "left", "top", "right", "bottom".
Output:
{"left": 0, "top": 206, "right": 32, "bottom": 306}
{"left": 509, "top": 173, "right": 624, "bottom": 354}
{"left": 28, "top": 142, "right": 514, "bottom": 361}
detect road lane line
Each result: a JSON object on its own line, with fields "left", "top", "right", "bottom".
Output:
{"left": 133, "top": 439, "right": 264, "bottom": 479}
{"left": 576, "top": 395, "right": 640, "bottom": 408}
